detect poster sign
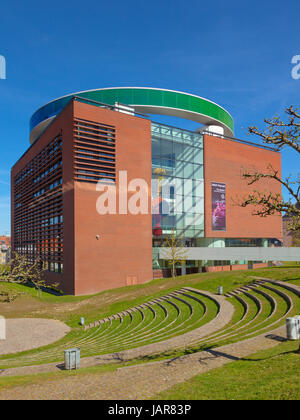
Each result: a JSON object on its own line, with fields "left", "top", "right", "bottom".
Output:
{"left": 211, "top": 182, "right": 226, "bottom": 231}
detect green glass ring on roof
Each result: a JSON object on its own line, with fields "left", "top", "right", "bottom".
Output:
{"left": 29, "top": 87, "right": 234, "bottom": 143}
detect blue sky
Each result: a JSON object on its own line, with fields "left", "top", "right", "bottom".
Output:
{"left": 0, "top": 0, "right": 299, "bottom": 234}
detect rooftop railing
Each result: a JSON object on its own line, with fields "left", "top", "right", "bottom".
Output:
{"left": 202, "top": 130, "right": 279, "bottom": 152}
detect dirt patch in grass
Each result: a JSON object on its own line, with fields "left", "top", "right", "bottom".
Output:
{"left": 0, "top": 296, "right": 48, "bottom": 318}
{"left": 0, "top": 318, "right": 70, "bottom": 355}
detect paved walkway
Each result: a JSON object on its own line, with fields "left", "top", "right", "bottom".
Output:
{"left": 0, "top": 325, "right": 288, "bottom": 400}
{"left": 0, "top": 281, "right": 298, "bottom": 399}
{"left": 0, "top": 319, "right": 70, "bottom": 355}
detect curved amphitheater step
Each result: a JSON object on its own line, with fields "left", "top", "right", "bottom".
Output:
{"left": 188, "top": 279, "right": 299, "bottom": 349}
{"left": 91, "top": 289, "right": 234, "bottom": 359}
{"left": 0, "top": 323, "right": 289, "bottom": 386}
{"left": 251, "top": 277, "right": 300, "bottom": 297}
{"left": 0, "top": 289, "right": 233, "bottom": 373}
{"left": 90, "top": 290, "right": 220, "bottom": 353}
{"left": 0, "top": 280, "right": 298, "bottom": 377}
{"left": 0, "top": 326, "right": 290, "bottom": 399}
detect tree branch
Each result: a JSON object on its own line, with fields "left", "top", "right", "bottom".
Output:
{"left": 248, "top": 106, "right": 300, "bottom": 154}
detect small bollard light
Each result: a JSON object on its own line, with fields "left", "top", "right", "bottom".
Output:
{"left": 218, "top": 286, "right": 223, "bottom": 295}
{"left": 80, "top": 317, "right": 85, "bottom": 326}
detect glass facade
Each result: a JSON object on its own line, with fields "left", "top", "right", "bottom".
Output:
{"left": 151, "top": 122, "right": 204, "bottom": 269}
{"left": 151, "top": 122, "right": 204, "bottom": 237}
{"left": 195, "top": 238, "right": 270, "bottom": 248}
{"left": 151, "top": 123, "right": 276, "bottom": 271}
{"left": 191, "top": 237, "right": 271, "bottom": 267}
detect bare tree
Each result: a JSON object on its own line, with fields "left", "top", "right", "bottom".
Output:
{"left": 5, "top": 253, "right": 31, "bottom": 284}
{"left": 238, "top": 105, "right": 300, "bottom": 232}
{"left": 239, "top": 105, "right": 300, "bottom": 352}
{"left": 248, "top": 105, "right": 300, "bottom": 154}
{"left": 27, "top": 259, "right": 60, "bottom": 297}
{"left": 4, "top": 253, "right": 60, "bottom": 297}
{"left": 161, "top": 231, "right": 189, "bottom": 279}
{"left": 0, "top": 287, "right": 24, "bottom": 303}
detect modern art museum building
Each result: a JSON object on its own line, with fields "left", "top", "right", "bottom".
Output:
{"left": 11, "top": 88, "right": 282, "bottom": 295}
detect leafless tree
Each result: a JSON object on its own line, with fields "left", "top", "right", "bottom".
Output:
{"left": 5, "top": 253, "right": 59, "bottom": 297}
{"left": 239, "top": 105, "right": 300, "bottom": 232}
{"left": 161, "top": 231, "right": 189, "bottom": 279}
{"left": 238, "top": 106, "right": 300, "bottom": 352}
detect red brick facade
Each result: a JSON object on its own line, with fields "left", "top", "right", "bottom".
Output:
{"left": 11, "top": 101, "right": 283, "bottom": 295}
{"left": 11, "top": 99, "right": 153, "bottom": 295}
{"left": 203, "top": 134, "right": 282, "bottom": 240}
{"left": 72, "top": 101, "right": 153, "bottom": 295}
{"left": 0, "top": 236, "right": 11, "bottom": 247}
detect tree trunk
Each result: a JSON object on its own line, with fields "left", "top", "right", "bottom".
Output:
{"left": 172, "top": 261, "right": 176, "bottom": 279}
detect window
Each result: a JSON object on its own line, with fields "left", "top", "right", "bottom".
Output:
{"left": 74, "top": 118, "right": 116, "bottom": 183}
{"left": 151, "top": 122, "right": 204, "bottom": 239}
{"left": 13, "top": 134, "right": 63, "bottom": 272}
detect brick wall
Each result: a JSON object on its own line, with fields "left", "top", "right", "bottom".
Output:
{"left": 203, "top": 134, "right": 282, "bottom": 240}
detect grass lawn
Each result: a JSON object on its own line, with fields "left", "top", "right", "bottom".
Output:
{"left": 0, "top": 333, "right": 299, "bottom": 399}
{"left": 0, "top": 361, "right": 122, "bottom": 390}
{"left": 152, "top": 340, "right": 300, "bottom": 400}
{"left": 0, "top": 264, "right": 299, "bottom": 399}
{"left": 0, "top": 264, "right": 299, "bottom": 328}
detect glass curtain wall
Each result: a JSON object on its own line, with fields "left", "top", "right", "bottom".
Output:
{"left": 151, "top": 122, "right": 204, "bottom": 269}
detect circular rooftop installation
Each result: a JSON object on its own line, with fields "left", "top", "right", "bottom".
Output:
{"left": 29, "top": 87, "right": 234, "bottom": 144}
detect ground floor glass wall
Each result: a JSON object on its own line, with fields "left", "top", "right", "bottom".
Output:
{"left": 153, "top": 237, "right": 277, "bottom": 270}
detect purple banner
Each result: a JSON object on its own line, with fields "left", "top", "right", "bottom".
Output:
{"left": 212, "top": 182, "right": 226, "bottom": 231}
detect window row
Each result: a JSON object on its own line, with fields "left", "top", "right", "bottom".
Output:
{"left": 152, "top": 138, "right": 203, "bottom": 165}
{"left": 153, "top": 213, "right": 204, "bottom": 229}
{"left": 152, "top": 161, "right": 203, "bottom": 179}
{"left": 151, "top": 123, "right": 203, "bottom": 147}
{"left": 33, "top": 160, "right": 62, "bottom": 183}
{"left": 44, "top": 261, "right": 63, "bottom": 273}
{"left": 32, "top": 178, "right": 62, "bottom": 199}
{"left": 77, "top": 153, "right": 115, "bottom": 163}
{"left": 14, "top": 137, "right": 62, "bottom": 185}
{"left": 152, "top": 177, "right": 204, "bottom": 197}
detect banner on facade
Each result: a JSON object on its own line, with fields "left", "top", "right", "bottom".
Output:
{"left": 211, "top": 182, "right": 226, "bottom": 231}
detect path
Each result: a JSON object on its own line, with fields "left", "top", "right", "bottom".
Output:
{"left": 0, "top": 325, "right": 288, "bottom": 400}
{"left": 0, "top": 318, "right": 70, "bottom": 355}
{"left": 0, "top": 291, "right": 234, "bottom": 376}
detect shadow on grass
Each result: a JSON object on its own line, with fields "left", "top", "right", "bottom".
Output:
{"left": 271, "top": 265, "right": 300, "bottom": 269}
{"left": 164, "top": 348, "right": 240, "bottom": 367}
{"left": 265, "top": 334, "right": 287, "bottom": 342}
{"left": 240, "top": 349, "right": 300, "bottom": 362}
{"left": 0, "top": 280, "right": 63, "bottom": 297}
{"left": 105, "top": 343, "right": 219, "bottom": 366}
